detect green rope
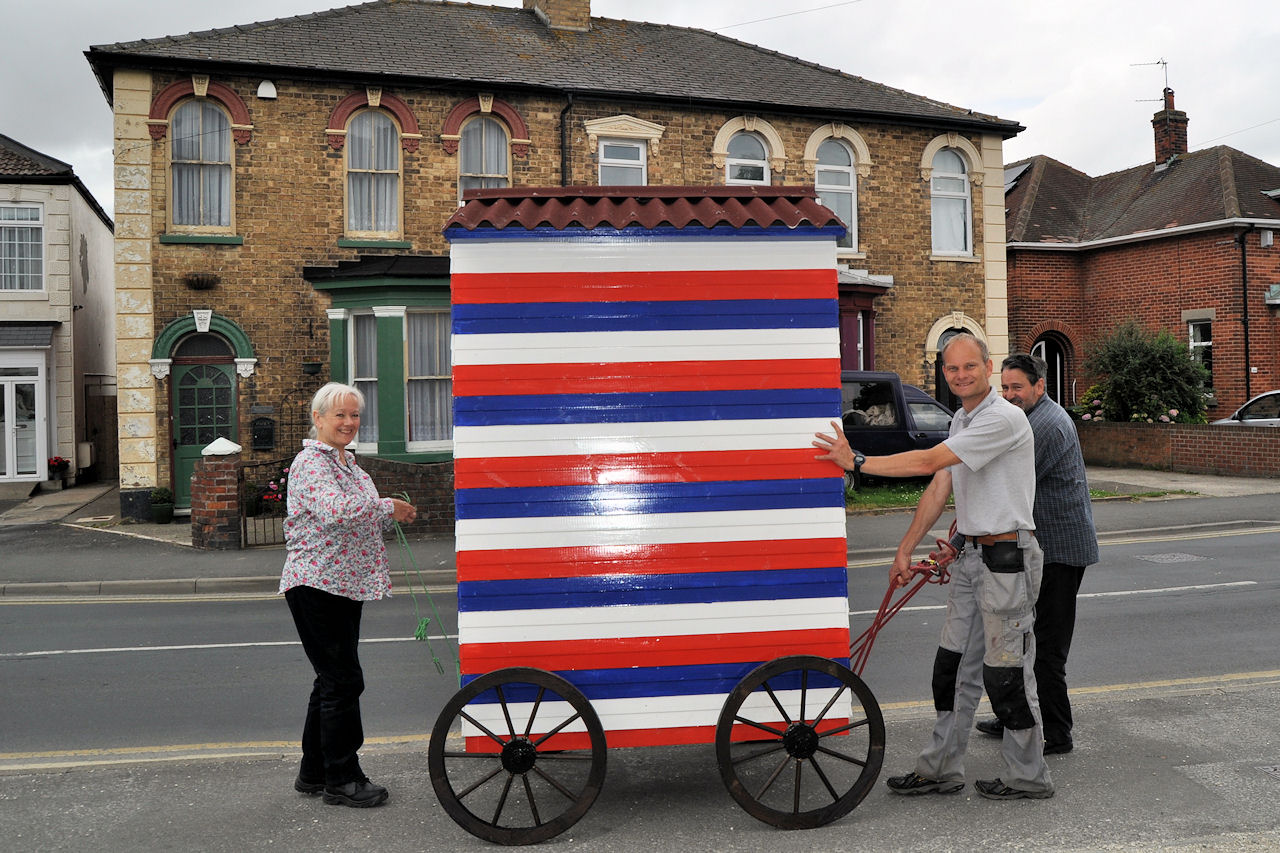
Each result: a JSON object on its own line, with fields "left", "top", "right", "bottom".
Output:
{"left": 391, "top": 494, "right": 460, "bottom": 684}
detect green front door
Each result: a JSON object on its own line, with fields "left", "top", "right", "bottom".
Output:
{"left": 172, "top": 363, "right": 237, "bottom": 507}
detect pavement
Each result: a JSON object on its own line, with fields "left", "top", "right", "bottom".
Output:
{"left": 3, "top": 466, "right": 1280, "bottom": 597}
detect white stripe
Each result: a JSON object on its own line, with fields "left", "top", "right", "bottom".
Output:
{"left": 458, "top": 596, "right": 849, "bottom": 643}
{"left": 449, "top": 238, "right": 835, "bottom": 274}
{"left": 453, "top": 417, "right": 837, "bottom": 459}
{"left": 461, "top": 688, "right": 849, "bottom": 738}
{"left": 451, "top": 328, "right": 838, "bottom": 365}
{"left": 455, "top": 506, "right": 847, "bottom": 552}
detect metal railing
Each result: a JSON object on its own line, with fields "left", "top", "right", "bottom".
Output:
{"left": 239, "top": 456, "right": 292, "bottom": 548}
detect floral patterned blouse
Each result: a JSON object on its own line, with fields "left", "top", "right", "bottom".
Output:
{"left": 279, "top": 439, "right": 395, "bottom": 601}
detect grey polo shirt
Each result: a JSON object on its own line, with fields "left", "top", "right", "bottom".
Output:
{"left": 944, "top": 387, "right": 1036, "bottom": 537}
{"left": 1025, "top": 395, "right": 1099, "bottom": 567}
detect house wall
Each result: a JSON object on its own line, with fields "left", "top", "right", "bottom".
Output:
{"left": 116, "top": 67, "right": 1007, "bottom": 517}
{"left": 69, "top": 188, "right": 117, "bottom": 478}
{"left": 1011, "top": 228, "right": 1280, "bottom": 414}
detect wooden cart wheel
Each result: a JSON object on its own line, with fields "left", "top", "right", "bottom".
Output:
{"left": 715, "top": 655, "right": 884, "bottom": 829}
{"left": 429, "top": 667, "right": 607, "bottom": 846}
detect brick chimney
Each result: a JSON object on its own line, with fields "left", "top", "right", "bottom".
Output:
{"left": 1151, "top": 87, "right": 1189, "bottom": 164}
{"left": 524, "top": 0, "right": 590, "bottom": 31}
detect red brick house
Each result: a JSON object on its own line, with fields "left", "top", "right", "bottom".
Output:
{"left": 1005, "top": 89, "right": 1280, "bottom": 414}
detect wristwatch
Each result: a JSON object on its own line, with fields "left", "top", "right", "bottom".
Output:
{"left": 852, "top": 451, "right": 866, "bottom": 472}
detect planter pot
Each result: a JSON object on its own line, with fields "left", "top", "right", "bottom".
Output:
{"left": 152, "top": 503, "right": 175, "bottom": 524}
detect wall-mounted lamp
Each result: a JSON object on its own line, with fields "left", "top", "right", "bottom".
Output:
{"left": 301, "top": 362, "right": 322, "bottom": 376}
{"left": 184, "top": 272, "right": 220, "bottom": 290}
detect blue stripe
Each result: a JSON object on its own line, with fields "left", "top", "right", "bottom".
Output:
{"left": 445, "top": 224, "right": 847, "bottom": 242}
{"left": 457, "top": 566, "right": 848, "bottom": 611}
{"left": 460, "top": 659, "right": 854, "bottom": 702}
{"left": 452, "top": 299, "right": 837, "bottom": 334}
{"left": 455, "top": 478, "right": 843, "bottom": 520}
{"left": 453, "top": 388, "right": 840, "bottom": 426}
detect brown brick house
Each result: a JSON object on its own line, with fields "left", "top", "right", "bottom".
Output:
{"left": 85, "top": 0, "right": 1022, "bottom": 520}
{"left": 1006, "top": 89, "right": 1280, "bottom": 413}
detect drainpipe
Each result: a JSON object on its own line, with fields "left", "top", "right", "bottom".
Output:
{"left": 1238, "top": 225, "right": 1255, "bottom": 399}
{"left": 559, "top": 92, "right": 574, "bottom": 186}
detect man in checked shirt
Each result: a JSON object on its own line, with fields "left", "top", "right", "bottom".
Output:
{"left": 973, "top": 353, "right": 1099, "bottom": 755}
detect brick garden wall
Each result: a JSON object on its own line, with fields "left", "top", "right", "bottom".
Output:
{"left": 1078, "top": 421, "right": 1280, "bottom": 477}
{"left": 360, "top": 456, "right": 455, "bottom": 538}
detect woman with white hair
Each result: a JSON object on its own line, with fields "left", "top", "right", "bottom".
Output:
{"left": 279, "top": 382, "right": 416, "bottom": 808}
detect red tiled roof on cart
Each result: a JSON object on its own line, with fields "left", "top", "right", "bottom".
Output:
{"left": 444, "top": 186, "right": 844, "bottom": 233}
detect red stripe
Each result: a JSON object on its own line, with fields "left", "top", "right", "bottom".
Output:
{"left": 454, "top": 449, "right": 841, "bottom": 489}
{"left": 451, "top": 269, "right": 836, "bottom": 304}
{"left": 464, "top": 718, "right": 853, "bottom": 752}
{"left": 460, "top": 629, "right": 850, "bottom": 674}
{"left": 453, "top": 358, "right": 840, "bottom": 396}
{"left": 456, "top": 537, "right": 848, "bottom": 582}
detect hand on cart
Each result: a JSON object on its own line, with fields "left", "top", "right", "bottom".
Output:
{"left": 890, "top": 523, "right": 962, "bottom": 588}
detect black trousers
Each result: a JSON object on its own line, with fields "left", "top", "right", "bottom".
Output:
{"left": 285, "top": 585, "right": 366, "bottom": 786}
{"left": 1034, "top": 562, "right": 1086, "bottom": 745}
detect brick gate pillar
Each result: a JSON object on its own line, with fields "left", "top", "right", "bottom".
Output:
{"left": 191, "top": 437, "right": 242, "bottom": 550}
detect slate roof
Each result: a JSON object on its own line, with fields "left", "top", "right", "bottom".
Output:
{"left": 0, "top": 322, "right": 59, "bottom": 349}
{"left": 0, "top": 134, "right": 74, "bottom": 179}
{"left": 85, "top": 0, "right": 1019, "bottom": 137}
{"left": 1006, "top": 146, "right": 1280, "bottom": 245}
{"left": 443, "top": 185, "right": 842, "bottom": 233}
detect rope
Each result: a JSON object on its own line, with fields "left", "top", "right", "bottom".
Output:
{"left": 391, "top": 495, "right": 460, "bottom": 684}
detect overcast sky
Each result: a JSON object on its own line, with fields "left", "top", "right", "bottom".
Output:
{"left": 3, "top": 0, "right": 1278, "bottom": 219}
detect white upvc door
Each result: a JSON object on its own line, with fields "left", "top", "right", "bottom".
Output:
{"left": 0, "top": 354, "right": 46, "bottom": 481}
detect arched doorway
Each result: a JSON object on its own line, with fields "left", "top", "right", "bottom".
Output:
{"left": 1032, "top": 335, "right": 1069, "bottom": 405}
{"left": 170, "top": 333, "right": 237, "bottom": 507}
{"left": 933, "top": 328, "right": 965, "bottom": 410}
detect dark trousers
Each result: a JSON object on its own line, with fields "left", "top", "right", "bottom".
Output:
{"left": 285, "top": 585, "right": 366, "bottom": 786}
{"left": 1034, "top": 562, "right": 1086, "bottom": 745}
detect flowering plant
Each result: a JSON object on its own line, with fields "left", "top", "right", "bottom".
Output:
{"left": 259, "top": 467, "right": 289, "bottom": 504}
{"left": 48, "top": 455, "right": 71, "bottom": 472}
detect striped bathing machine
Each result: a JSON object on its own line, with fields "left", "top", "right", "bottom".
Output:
{"left": 429, "top": 187, "right": 885, "bottom": 845}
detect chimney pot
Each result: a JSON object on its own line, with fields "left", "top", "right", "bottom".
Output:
{"left": 1151, "top": 87, "right": 1189, "bottom": 164}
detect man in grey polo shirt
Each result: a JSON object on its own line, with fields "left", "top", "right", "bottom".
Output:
{"left": 972, "top": 353, "right": 1099, "bottom": 754}
{"left": 814, "top": 332, "right": 1053, "bottom": 800}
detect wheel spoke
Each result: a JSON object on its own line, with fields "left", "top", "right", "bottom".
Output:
{"left": 752, "top": 752, "right": 792, "bottom": 801}
{"left": 808, "top": 754, "right": 841, "bottom": 803}
{"left": 522, "top": 773, "right": 542, "bottom": 826}
{"left": 456, "top": 762, "right": 508, "bottom": 801}
{"left": 732, "top": 714, "right": 786, "bottom": 738}
{"left": 792, "top": 758, "right": 802, "bottom": 814}
{"left": 810, "top": 683, "right": 849, "bottom": 727}
{"left": 495, "top": 685, "right": 517, "bottom": 739}
{"left": 761, "top": 680, "right": 793, "bottom": 725}
{"left": 531, "top": 764, "right": 578, "bottom": 801}
{"left": 534, "top": 752, "right": 595, "bottom": 761}
{"left": 799, "top": 668, "right": 808, "bottom": 722}
{"left": 730, "top": 742, "right": 787, "bottom": 767}
{"left": 814, "top": 742, "right": 868, "bottom": 768}
{"left": 524, "top": 686, "right": 547, "bottom": 738}
{"left": 532, "top": 710, "right": 583, "bottom": 748}
{"left": 814, "top": 715, "right": 870, "bottom": 739}
{"left": 458, "top": 709, "right": 509, "bottom": 748}
{"left": 490, "top": 773, "right": 515, "bottom": 825}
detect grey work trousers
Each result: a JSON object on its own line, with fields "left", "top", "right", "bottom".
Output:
{"left": 914, "top": 535, "right": 1054, "bottom": 793}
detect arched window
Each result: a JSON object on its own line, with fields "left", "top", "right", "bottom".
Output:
{"left": 346, "top": 110, "right": 401, "bottom": 236}
{"left": 459, "top": 116, "right": 510, "bottom": 201}
{"left": 171, "top": 100, "right": 232, "bottom": 229}
{"left": 816, "top": 139, "right": 856, "bottom": 250}
{"left": 1032, "top": 337, "right": 1068, "bottom": 405}
{"left": 930, "top": 148, "right": 972, "bottom": 254}
{"left": 726, "top": 132, "right": 770, "bottom": 185}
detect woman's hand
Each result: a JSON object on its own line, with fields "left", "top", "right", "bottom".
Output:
{"left": 389, "top": 498, "right": 417, "bottom": 523}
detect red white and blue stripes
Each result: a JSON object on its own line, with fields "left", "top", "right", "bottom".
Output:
{"left": 446, "top": 231, "right": 850, "bottom": 748}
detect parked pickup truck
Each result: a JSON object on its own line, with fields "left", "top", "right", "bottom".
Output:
{"left": 839, "top": 370, "right": 953, "bottom": 469}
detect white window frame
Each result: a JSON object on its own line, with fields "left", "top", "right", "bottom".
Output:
{"left": 1189, "top": 319, "right": 1213, "bottom": 386}
{"left": 725, "top": 132, "right": 770, "bottom": 186}
{"left": 598, "top": 138, "right": 647, "bottom": 186}
{"left": 0, "top": 203, "right": 44, "bottom": 292}
{"left": 930, "top": 148, "right": 972, "bottom": 255}
{"left": 345, "top": 109, "right": 402, "bottom": 239}
{"left": 458, "top": 115, "right": 511, "bottom": 203}
{"left": 406, "top": 308, "right": 453, "bottom": 452}
{"left": 815, "top": 139, "right": 857, "bottom": 251}
{"left": 169, "top": 99, "right": 234, "bottom": 233}
{"left": 349, "top": 312, "right": 379, "bottom": 452}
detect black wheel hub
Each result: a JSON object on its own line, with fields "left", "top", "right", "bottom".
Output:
{"left": 500, "top": 737, "right": 538, "bottom": 774}
{"left": 782, "top": 722, "right": 819, "bottom": 760}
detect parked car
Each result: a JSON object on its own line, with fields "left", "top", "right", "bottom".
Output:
{"left": 839, "top": 370, "right": 953, "bottom": 487}
{"left": 1211, "top": 391, "right": 1280, "bottom": 427}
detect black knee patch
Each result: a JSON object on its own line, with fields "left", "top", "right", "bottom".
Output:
{"left": 932, "top": 648, "right": 962, "bottom": 712}
{"left": 983, "top": 664, "right": 1034, "bottom": 730}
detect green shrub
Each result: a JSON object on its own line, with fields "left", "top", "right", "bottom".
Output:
{"left": 1078, "top": 321, "right": 1209, "bottom": 423}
